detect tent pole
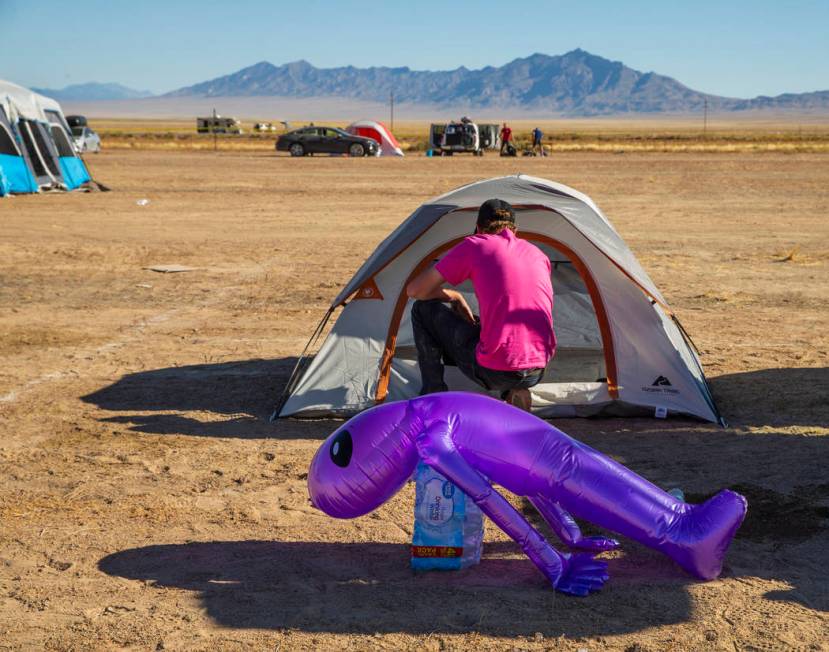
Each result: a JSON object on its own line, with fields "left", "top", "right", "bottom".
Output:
{"left": 270, "top": 307, "right": 335, "bottom": 420}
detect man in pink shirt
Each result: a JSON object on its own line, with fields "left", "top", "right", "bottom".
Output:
{"left": 406, "top": 199, "right": 556, "bottom": 410}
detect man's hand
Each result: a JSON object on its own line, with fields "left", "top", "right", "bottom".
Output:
{"left": 406, "top": 267, "right": 476, "bottom": 324}
{"left": 449, "top": 291, "right": 476, "bottom": 324}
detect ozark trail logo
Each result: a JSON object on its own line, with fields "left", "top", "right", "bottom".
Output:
{"left": 642, "top": 375, "right": 679, "bottom": 394}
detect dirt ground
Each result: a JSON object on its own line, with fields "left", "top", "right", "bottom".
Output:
{"left": 1, "top": 149, "right": 827, "bottom": 651}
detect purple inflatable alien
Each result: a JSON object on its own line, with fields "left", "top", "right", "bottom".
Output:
{"left": 308, "top": 393, "right": 747, "bottom": 596}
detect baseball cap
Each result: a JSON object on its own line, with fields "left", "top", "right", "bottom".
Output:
{"left": 475, "top": 199, "right": 516, "bottom": 233}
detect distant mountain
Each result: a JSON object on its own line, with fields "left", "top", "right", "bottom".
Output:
{"left": 33, "top": 82, "right": 154, "bottom": 101}
{"left": 164, "top": 50, "right": 829, "bottom": 116}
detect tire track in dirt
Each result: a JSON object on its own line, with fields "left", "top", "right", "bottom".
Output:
{"left": 0, "top": 255, "right": 293, "bottom": 408}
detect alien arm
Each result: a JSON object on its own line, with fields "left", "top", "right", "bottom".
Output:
{"left": 529, "top": 494, "right": 619, "bottom": 553}
{"left": 415, "top": 419, "right": 608, "bottom": 595}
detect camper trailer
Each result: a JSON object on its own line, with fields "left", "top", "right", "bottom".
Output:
{"left": 196, "top": 116, "right": 243, "bottom": 135}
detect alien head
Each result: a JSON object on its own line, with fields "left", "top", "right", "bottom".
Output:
{"left": 307, "top": 400, "right": 419, "bottom": 519}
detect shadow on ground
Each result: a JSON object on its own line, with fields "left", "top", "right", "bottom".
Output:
{"left": 81, "top": 357, "right": 338, "bottom": 439}
{"left": 708, "top": 366, "right": 829, "bottom": 428}
{"left": 82, "top": 362, "right": 829, "bottom": 438}
{"left": 99, "top": 539, "right": 697, "bottom": 637}
{"left": 90, "top": 364, "right": 828, "bottom": 630}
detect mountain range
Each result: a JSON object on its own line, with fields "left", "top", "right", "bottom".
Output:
{"left": 32, "top": 82, "right": 154, "bottom": 101}
{"left": 38, "top": 51, "right": 828, "bottom": 116}
{"left": 162, "top": 50, "right": 829, "bottom": 116}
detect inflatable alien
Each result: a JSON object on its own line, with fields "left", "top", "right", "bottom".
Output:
{"left": 308, "top": 393, "right": 747, "bottom": 596}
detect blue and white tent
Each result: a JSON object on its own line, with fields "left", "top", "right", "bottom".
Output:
{"left": 0, "top": 80, "right": 91, "bottom": 196}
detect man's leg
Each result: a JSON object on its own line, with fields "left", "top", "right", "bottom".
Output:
{"left": 411, "top": 300, "right": 480, "bottom": 394}
{"left": 474, "top": 366, "right": 545, "bottom": 411}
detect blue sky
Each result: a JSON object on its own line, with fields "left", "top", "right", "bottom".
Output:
{"left": 2, "top": 0, "right": 827, "bottom": 97}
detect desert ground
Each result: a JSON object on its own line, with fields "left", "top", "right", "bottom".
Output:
{"left": 1, "top": 141, "right": 827, "bottom": 650}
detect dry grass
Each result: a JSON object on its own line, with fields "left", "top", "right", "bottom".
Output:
{"left": 90, "top": 117, "right": 829, "bottom": 153}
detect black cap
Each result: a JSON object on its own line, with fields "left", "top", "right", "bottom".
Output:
{"left": 476, "top": 199, "right": 516, "bottom": 233}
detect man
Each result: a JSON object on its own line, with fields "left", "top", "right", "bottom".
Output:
{"left": 532, "top": 126, "right": 544, "bottom": 155}
{"left": 406, "top": 199, "right": 556, "bottom": 411}
{"left": 499, "top": 123, "right": 513, "bottom": 155}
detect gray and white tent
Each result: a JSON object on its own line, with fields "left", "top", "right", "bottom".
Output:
{"left": 277, "top": 175, "right": 723, "bottom": 424}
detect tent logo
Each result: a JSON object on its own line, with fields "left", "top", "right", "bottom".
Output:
{"left": 642, "top": 376, "right": 679, "bottom": 395}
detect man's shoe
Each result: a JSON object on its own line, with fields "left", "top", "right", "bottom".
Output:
{"left": 505, "top": 388, "right": 532, "bottom": 412}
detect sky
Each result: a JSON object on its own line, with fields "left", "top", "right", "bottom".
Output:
{"left": 2, "top": 0, "right": 828, "bottom": 98}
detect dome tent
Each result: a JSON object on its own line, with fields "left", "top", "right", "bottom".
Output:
{"left": 0, "top": 79, "right": 91, "bottom": 195}
{"left": 276, "top": 175, "right": 723, "bottom": 424}
{"left": 345, "top": 120, "right": 404, "bottom": 156}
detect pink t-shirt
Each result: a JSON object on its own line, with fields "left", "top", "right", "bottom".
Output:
{"left": 435, "top": 229, "right": 555, "bottom": 371}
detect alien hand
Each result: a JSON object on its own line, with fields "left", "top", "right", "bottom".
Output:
{"left": 554, "top": 553, "right": 610, "bottom": 597}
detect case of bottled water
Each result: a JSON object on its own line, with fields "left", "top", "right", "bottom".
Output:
{"left": 411, "top": 461, "right": 484, "bottom": 570}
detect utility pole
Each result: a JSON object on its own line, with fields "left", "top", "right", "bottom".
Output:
{"left": 213, "top": 107, "right": 218, "bottom": 152}
{"left": 390, "top": 91, "right": 394, "bottom": 131}
{"left": 703, "top": 98, "right": 708, "bottom": 138}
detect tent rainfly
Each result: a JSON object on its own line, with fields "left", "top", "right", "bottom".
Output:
{"left": 345, "top": 120, "right": 404, "bottom": 156}
{"left": 276, "top": 175, "right": 723, "bottom": 424}
{"left": 0, "top": 79, "right": 91, "bottom": 196}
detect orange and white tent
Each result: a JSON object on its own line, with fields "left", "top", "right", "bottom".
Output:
{"left": 275, "top": 175, "right": 723, "bottom": 424}
{"left": 345, "top": 120, "right": 403, "bottom": 156}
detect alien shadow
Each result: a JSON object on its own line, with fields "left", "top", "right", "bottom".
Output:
{"left": 99, "top": 538, "right": 695, "bottom": 637}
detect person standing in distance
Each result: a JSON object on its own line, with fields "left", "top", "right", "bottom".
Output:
{"left": 406, "top": 199, "right": 556, "bottom": 411}
{"left": 532, "top": 126, "right": 544, "bottom": 155}
{"left": 499, "top": 123, "right": 513, "bottom": 155}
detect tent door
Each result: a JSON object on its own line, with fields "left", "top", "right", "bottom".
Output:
{"left": 0, "top": 106, "right": 38, "bottom": 195}
{"left": 18, "top": 120, "right": 60, "bottom": 187}
{"left": 375, "top": 233, "right": 618, "bottom": 404}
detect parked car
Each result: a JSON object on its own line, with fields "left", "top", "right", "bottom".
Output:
{"left": 66, "top": 115, "right": 101, "bottom": 153}
{"left": 276, "top": 126, "right": 379, "bottom": 157}
{"left": 72, "top": 126, "right": 101, "bottom": 153}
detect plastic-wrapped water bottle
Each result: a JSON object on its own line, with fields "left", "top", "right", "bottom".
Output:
{"left": 411, "top": 461, "right": 484, "bottom": 570}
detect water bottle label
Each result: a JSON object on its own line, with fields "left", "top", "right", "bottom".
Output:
{"left": 419, "top": 478, "right": 454, "bottom": 524}
{"left": 411, "top": 462, "right": 483, "bottom": 571}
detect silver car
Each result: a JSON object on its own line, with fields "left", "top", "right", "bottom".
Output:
{"left": 71, "top": 126, "right": 101, "bottom": 153}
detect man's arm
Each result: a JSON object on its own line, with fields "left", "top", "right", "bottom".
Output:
{"left": 406, "top": 266, "right": 475, "bottom": 323}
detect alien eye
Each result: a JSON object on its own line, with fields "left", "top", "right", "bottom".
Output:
{"left": 330, "top": 429, "right": 352, "bottom": 467}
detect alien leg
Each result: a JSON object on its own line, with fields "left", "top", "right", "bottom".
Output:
{"left": 528, "top": 494, "right": 619, "bottom": 552}
{"left": 415, "top": 420, "right": 608, "bottom": 596}
{"left": 537, "top": 429, "right": 747, "bottom": 580}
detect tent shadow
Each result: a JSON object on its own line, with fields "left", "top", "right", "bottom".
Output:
{"left": 98, "top": 539, "right": 697, "bottom": 637}
{"left": 80, "top": 357, "right": 341, "bottom": 440}
{"left": 707, "top": 366, "right": 829, "bottom": 428}
{"left": 81, "top": 363, "right": 828, "bottom": 438}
